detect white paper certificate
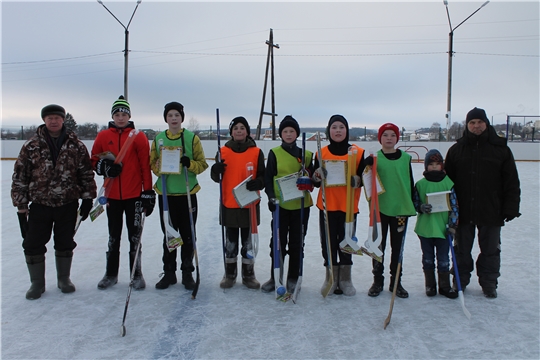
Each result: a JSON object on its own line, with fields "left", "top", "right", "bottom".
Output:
{"left": 233, "top": 175, "right": 261, "bottom": 208}
{"left": 276, "top": 173, "right": 304, "bottom": 203}
{"left": 324, "top": 160, "right": 346, "bottom": 187}
{"left": 362, "top": 166, "right": 385, "bottom": 201}
{"left": 426, "top": 191, "right": 451, "bottom": 213}
{"left": 160, "top": 147, "right": 182, "bottom": 174}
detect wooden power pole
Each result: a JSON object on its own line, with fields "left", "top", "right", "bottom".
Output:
{"left": 255, "top": 29, "right": 279, "bottom": 140}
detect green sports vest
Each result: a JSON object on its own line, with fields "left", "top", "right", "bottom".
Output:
{"left": 272, "top": 146, "right": 313, "bottom": 210}
{"left": 414, "top": 175, "right": 454, "bottom": 239}
{"left": 377, "top": 150, "right": 416, "bottom": 216}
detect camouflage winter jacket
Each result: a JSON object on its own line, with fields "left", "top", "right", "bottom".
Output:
{"left": 11, "top": 124, "right": 97, "bottom": 209}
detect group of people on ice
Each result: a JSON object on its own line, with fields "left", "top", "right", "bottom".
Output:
{"left": 11, "top": 97, "right": 521, "bottom": 302}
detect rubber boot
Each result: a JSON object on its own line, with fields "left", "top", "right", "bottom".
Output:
{"left": 389, "top": 276, "right": 409, "bottom": 298}
{"left": 155, "top": 271, "right": 177, "bottom": 289}
{"left": 241, "top": 259, "right": 260, "bottom": 290}
{"left": 130, "top": 250, "right": 145, "bottom": 290}
{"left": 55, "top": 251, "right": 76, "bottom": 294}
{"left": 438, "top": 271, "right": 458, "bottom": 299}
{"left": 339, "top": 265, "right": 356, "bottom": 296}
{"left": 320, "top": 265, "right": 339, "bottom": 296}
{"left": 261, "top": 262, "right": 276, "bottom": 293}
{"left": 97, "top": 251, "right": 119, "bottom": 290}
{"left": 220, "top": 259, "right": 237, "bottom": 289}
{"left": 424, "top": 270, "right": 437, "bottom": 297}
{"left": 25, "top": 254, "right": 46, "bottom": 300}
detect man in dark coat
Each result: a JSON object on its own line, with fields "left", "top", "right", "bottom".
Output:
{"left": 445, "top": 107, "right": 521, "bottom": 298}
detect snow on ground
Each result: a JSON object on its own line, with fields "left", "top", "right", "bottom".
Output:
{"left": 1, "top": 160, "right": 539, "bottom": 359}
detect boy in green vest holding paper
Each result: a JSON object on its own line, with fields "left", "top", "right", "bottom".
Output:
{"left": 413, "top": 149, "right": 458, "bottom": 298}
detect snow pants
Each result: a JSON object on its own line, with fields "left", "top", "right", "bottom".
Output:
{"left": 319, "top": 210, "right": 353, "bottom": 267}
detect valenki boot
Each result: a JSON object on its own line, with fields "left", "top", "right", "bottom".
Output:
{"left": 320, "top": 265, "right": 339, "bottom": 296}
{"left": 220, "top": 259, "right": 237, "bottom": 289}
{"left": 241, "top": 259, "right": 260, "bottom": 290}
{"left": 339, "top": 265, "right": 356, "bottom": 296}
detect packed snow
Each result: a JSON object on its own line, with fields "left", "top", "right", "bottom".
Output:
{"left": 1, "top": 160, "right": 539, "bottom": 359}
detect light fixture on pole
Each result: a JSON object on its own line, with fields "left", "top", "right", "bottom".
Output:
{"left": 444, "top": 0, "right": 489, "bottom": 140}
{"left": 97, "top": 0, "right": 142, "bottom": 101}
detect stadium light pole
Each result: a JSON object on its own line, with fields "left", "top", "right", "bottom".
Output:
{"left": 97, "top": 0, "right": 142, "bottom": 101}
{"left": 444, "top": 0, "right": 489, "bottom": 140}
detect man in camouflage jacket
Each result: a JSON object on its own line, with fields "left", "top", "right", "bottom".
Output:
{"left": 11, "top": 104, "right": 97, "bottom": 300}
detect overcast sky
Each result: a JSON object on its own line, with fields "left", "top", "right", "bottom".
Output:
{"left": 1, "top": 0, "right": 538, "bottom": 133}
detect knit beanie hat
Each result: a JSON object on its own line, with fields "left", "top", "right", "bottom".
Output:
{"left": 424, "top": 149, "right": 444, "bottom": 171}
{"left": 111, "top": 95, "right": 131, "bottom": 117}
{"left": 326, "top": 114, "right": 349, "bottom": 142}
{"left": 278, "top": 115, "right": 300, "bottom": 139}
{"left": 466, "top": 107, "right": 490, "bottom": 125}
{"left": 378, "top": 123, "right": 400, "bottom": 143}
{"left": 41, "top": 104, "right": 66, "bottom": 120}
{"left": 163, "top": 102, "right": 185, "bottom": 123}
{"left": 229, "top": 116, "right": 250, "bottom": 136}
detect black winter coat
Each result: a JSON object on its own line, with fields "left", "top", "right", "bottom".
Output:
{"left": 445, "top": 126, "right": 520, "bottom": 226}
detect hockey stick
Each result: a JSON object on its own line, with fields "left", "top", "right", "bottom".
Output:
{"left": 158, "top": 139, "right": 183, "bottom": 251}
{"left": 361, "top": 152, "right": 383, "bottom": 262}
{"left": 216, "top": 108, "right": 227, "bottom": 273}
{"left": 317, "top": 132, "right": 334, "bottom": 298}
{"left": 292, "top": 132, "right": 307, "bottom": 304}
{"left": 272, "top": 198, "right": 288, "bottom": 301}
{"left": 448, "top": 232, "right": 472, "bottom": 319}
{"left": 181, "top": 134, "right": 200, "bottom": 299}
{"left": 340, "top": 146, "right": 361, "bottom": 253}
{"left": 384, "top": 221, "right": 407, "bottom": 330}
{"left": 121, "top": 211, "right": 146, "bottom": 337}
{"left": 246, "top": 162, "right": 259, "bottom": 259}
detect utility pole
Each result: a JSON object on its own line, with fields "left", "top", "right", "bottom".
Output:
{"left": 256, "top": 29, "right": 279, "bottom": 140}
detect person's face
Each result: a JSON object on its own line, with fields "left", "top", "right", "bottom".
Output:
{"left": 232, "top": 123, "right": 247, "bottom": 142}
{"left": 166, "top": 110, "right": 183, "bottom": 133}
{"left": 427, "top": 162, "right": 442, "bottom": 172}
{"left": 112, "top": 111, "right": 130, "bottom": 128}
{"left": 43, "top": 114, "right": 64, "bottom": 136}
{"left": 467, "top": 119, "right": 487, "bottom": 135}
{"left": 329, "top": 122, "right": 346, "bottom": 143}
{"left": 281, "top": 127, "right": 297, "bottom": 144}
{"left": 380, "top": 130, "right": 398, "bottom": 150}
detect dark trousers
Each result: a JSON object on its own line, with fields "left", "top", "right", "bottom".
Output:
{"left": 23, "top": 201, "right": 78, "bottom": 256}
{"left": 225, "top": 227, "right": 250, "bottom": 260}
{"left": 454, "top": 223, "right": 501, "bottom": 289}
{"left": 318, "top": 210, "right": 353, "bottom": 267}
{"left": 106, "top": 198, "right": 144, "bottom": 254}
{"left": 158, "top": 194, "right": 197, "bottom": 273}
{"left": 372, "top": 213, "right": 408, "bottom": 281}
{"left": 418, "top": 236, "right": 450, "bottom": 272}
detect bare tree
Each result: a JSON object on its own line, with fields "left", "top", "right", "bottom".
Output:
{"left": 186, "top": 116, "right": 200, "bottom": 134}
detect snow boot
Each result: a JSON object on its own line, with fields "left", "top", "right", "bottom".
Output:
{"left": 368, "top": 276, "right": 384, "bottom": 297}
{"left": 182, "top": 271, "right": 196, "bottom": 290}
{"left": 55, "top": 251, "right": 76, "bottom": 294}
{"left": 389, "top": 277, "right": 409, "bottom": 298}
{"left": 482, "top": 287, "right": 497, "bottom": 298}
{"left": 25, "top": 254, "right": 46, "bottom": 300}
{"left": 320, "top": 265, "right": 339, "bottom": 296}
{"left": 241, "top": 259, "right": 260, "bottom": 290}
{"left": 129, "top": 250, "right": 145, "bottom": 290}
{"left": 424, "top": 270, "right": 437, "bottom": 297}
{"left": 220, "top": 260, "right": 237, "bottom": 289}
{"left": 261, "top": 262, "right": 277, "bottom": 293}
{"left": 97, "top": 251, "right": 119, "bottom": 290}
{"left": 438, "top": 271, "right": 458, "bottom": 299}
{"left": 155, "top": 271, "right": 177, "bottom": 289}
{"left": 339, "top": 265, "right": 356, "bottom": 296}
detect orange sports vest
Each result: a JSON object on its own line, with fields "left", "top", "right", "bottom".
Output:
{"left": 221, "top": 146, "right": 261, "bottom": 208}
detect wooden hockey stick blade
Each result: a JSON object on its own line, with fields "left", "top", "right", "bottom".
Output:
{"left": 384, "top": 263, "right": 402, "bottom": 329}
{"left": 321, "top": 268, "right": 334, "bottom": 298}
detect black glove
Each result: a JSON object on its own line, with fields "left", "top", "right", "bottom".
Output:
{"left": 96, "top": 158, "right": 122, "bottom": 178}
{"left": 17, "top": 212, "right": 28, "bottom": 239}
{"left": 141, "top": 190, "right": 156, "bottom": 216}
{"left": 350, "top": 175, "right": 361, "bottom": 188}
{"left": 365, "top": 156, "right": 374, "bottom": 166}
{"left": 181, "top": 156, "right": 191, "bottom": 169}
{"left": 212, "top": 161, "right": 226, "bottom": 175}
{"left": 268, "top": 200, "right": 276, "bottom": 212}
{"left": 420, "top": 203, "right": 432, "bottom": 214}
{"left": 79, "top": 199, "right": 93, "bottom": 221}
{"left": 246, "top": 180, "right": 259, "bottom": 191}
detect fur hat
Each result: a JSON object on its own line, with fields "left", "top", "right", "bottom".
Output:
{"left": 229, "top": 116, "right": 250, "bottom": 136}
{"left": 163, "top": 102, "right": 185, "bottom": 123}
{"left": 111, "top": 95, "right": 131, "bottom": 117}
{"left": 424, "top": 149, "right": 444, "bottom": 171}
{"left": 278, "top": 115, "right": 300, "bottom": 139}
{"left": 41, "top": 104, "right": 65, "bottom": 120}
{"left": 466, "top": 107, "right": 490, "bottom": 125}
{"left": 378, "top": 123, "right": 400, "bottom": 143}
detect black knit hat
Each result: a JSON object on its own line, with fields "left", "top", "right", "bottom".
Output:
{"left": 326, "top": 114, "right": 349, "bottom": 142}
{"left": 41, "top": 104, "right": 66, "bottom": 120}
{"left": 163, "top": 102, "right": 185, "bottom": 123}
{"left": 466, "top": 107, "right": 489, "bottom": 125}
{"left": 424, "top": 149, "right": 444, "bottom": 171}
{"left": 111, "top": 95, "right": 131, "bottom": 117}
{"left": 278, "top": 115, "right": 300, "bottom": 139}
{"left": 229, "top": 116, "right": 250, "bottom": 136}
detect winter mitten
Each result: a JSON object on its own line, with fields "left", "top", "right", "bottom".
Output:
{"left": 212, "top": 161, "right": 226, "bottom": 175}
{"left": 141, "top": 190, "right": 156, "bottom": 216}
{"left": 246, "top": 180, "right": 259, "bottom": 191}
{"left": 180, "top": 156, "right": 191, "bottom": 169}
{"left": 312, "top": 167, "right": 327, "bottom": 182}
{"left": 268, "top": 200, "right": 276, "bottom": 212}
{"left": 350, "top": 175, "right": 361, "bottom": 188}
{"left": 96, "top": 158, "right": 122, "bottom": 178}
{"left": 17, "top": 211, "right": 28, "bottom": 239}
{"left": 364, "top": 156, "right": 374, "bottom": 166}
{"left": 79, "top": 199, "right": 93, "bottom": 221}
{"left": 420, "top": 203, "right": 432, "bottom": 214}
{"left": 296, "top": 176, "right": 313, "bottom": 192}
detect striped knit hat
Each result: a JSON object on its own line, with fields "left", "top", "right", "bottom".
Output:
{"left": 111, "top": 95, "right": 131, "bottom": 117}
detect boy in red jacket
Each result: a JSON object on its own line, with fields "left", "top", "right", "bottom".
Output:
{"left": 91, "top": 96, "right": 155, "bottom": 290}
